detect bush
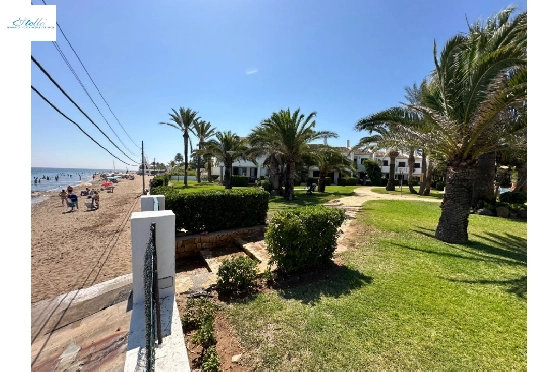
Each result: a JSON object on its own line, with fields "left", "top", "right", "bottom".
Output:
{"left": 201, "top": 345, "right": 220, "bottom": 372}
{"left": 216, "top": 256, "right": 258, "bottom": 294}
{"left": 499, "top": 191, "right": 527, "bottom": 204}
{"left": 231, "top": 175, "right": 249, "bottom": 187}
{"left": 435, "top": 181, "right": 446, "bottom": 191}
{"left": 265, "top": 205, "right": 345, "bottom": 273}
{"left": 181, "top": 297, "right": 218, "bottom": 332}
{"left": 192, "top": 318, "right": 216, "bottom": 349}
{"left": 149, "top": 175, "right": 170, "bottom": 188}
{"left": 150, "top": 187, "right": 269, "bottom": 233}
{"left": 363, "top": 160, "right": 382, "bottom": 186}
{"left": 257, "top": 179, "right": 272, "bottom": 192}
{"left": 338, "top": 177, "right": 358, "bottom": 186}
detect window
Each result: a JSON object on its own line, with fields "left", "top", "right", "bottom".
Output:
{"left": 383, "top": 160, "right": 388, "bottom": 166}
{"left": 360, "top": 158, "right": 368, "bottom": 164}
{"left": 414, "top": 163, "right": 421, "bottom": 168}
{"left": 398, "top": 161, "right": 406, "bottom": 167}
{"left": 313, "top": 171, "right": 320, "bottom": 177}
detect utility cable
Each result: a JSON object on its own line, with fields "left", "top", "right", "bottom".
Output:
{"left": 32, "top": 55, "right": 138, "bottom": 164}
{"left": 32, "top": 85, "right": 136, "bottom": 166}
{"left": 39, "top": 0, "right": 141, "bottom": 151}
{"left": 50, "top": 41, "right": 139, "bottom": 158}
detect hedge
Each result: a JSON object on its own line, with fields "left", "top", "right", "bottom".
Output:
{"left": 231, "top": 175, "right": 249, "bottom": 187}
{"left": 150, "top": 174, "right": 170, "bottom": 188}
{"left": 265, "top": 205, "right": 345, "bottom": 273}
{"left": 337, "top": 177, "right": 358, "bottom": 186}
{"left": 150, "top": 186, "right": 269, "bottom": 233}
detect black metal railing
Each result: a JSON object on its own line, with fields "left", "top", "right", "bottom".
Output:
{"left": 143, "top": 222, "right": 162, "bottom": 371}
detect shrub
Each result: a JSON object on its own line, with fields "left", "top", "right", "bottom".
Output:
{"left": 216, "top": 256, "right": 258, "bottom": 294}
{"left": 363, "top": 160, "right": 382, "bottom": 186}
{"left": 435, "top": 181, "right": 446, "bottom": 191}
{"left": 201, "top": 345, "right": 220, "bottom": 372}
{"left": 265, "top": 205, "right": 345, "bottom": 273}
{"left": 192, "top": 318, "right": 216, "bottom": 349}
{"left": 181, "top": 297, "right": 218, "bottom": 332}
{"left": 231, "top": 175, "right": 249, "bottom": 187}
{"left": 257, "top": 179, "right": 272, "bottom": 192}
{"left": 499, "top": 191, "right": 527, "bottom": 204}
{"left": 149, "top": 175, "right": 170, "bottom": 188}
{"left": 150, "top": 187, "right": 269, "bottom": 233}
{"left": 338, "top": 177, "right": 358, "bottom": 186}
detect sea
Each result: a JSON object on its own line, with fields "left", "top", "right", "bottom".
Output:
{"left": 31, "top": 167, "right": 125, "bottom": 205}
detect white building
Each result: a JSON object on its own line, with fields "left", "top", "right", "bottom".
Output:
{"left": 210, "top": 140, "right": 427, "bottom": 185}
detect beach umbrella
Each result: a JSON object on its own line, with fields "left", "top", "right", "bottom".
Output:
{"left": 102, "top": 181, "right": 113, "bottom": 187}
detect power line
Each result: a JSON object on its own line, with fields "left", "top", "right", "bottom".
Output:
{"left": 39, "top": 0, "right": 141, "bottom": 151}
{"left": 50, "top": 41, "right": 139, "bottom": 158}
{"left": 32, "top": 55, "right": 138, "bottom": 164}
{"left": 32, "top": 85, "right": 136, "bottom": 166}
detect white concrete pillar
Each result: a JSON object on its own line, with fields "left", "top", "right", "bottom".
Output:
{"left": 140, "top": 195, "right": 165, "bottom": 212}
{"left": 257, "top": 164, "right": 261, "bottom": 179}
{"left": 130, "top": 210, "right": 176, "bottom": 304}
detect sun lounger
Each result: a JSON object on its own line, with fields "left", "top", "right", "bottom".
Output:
{"left": 84, "top": 201, "right": 96, "bottom": 211}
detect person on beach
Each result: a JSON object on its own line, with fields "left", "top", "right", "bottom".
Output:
{"left": 93, "top": 191, "right": 99, "bottom": 209}
{"left": 67, "top": 185, "right": 73, "bottom": 193}
{"left": 59, "top": 190, "right": 67, "bottom": 206}
{"left": 67, "top": 192, "right": 79, "bottom": 210}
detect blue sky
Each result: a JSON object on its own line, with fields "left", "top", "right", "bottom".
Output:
{"left": 31, "top": 0, "right": 527, "bottom": 170}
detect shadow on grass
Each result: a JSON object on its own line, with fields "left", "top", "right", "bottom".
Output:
{"left": 404, "top": 227, "right": 527, "bottom": 267}
{"left": 444, "top": 275, "right": 527, "bottom": 299}
{"left": 270, "top": 262, "right": 373, "bottom": 305}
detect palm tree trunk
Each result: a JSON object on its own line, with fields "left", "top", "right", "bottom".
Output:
{"left": 386, "top": 155, "right": 397, "bottom": 191}
{"left": 206, "top": 155, "right": 212, "bottom": 183}
{"left": 318, "top": 172, "right": 327, "bottom": 192}
{"left": 435, "top": 165, "right": 476, "bottom": 244}
{"left": 408, "top": 148, "right": 417, "bottom": 194}
{"left": 225, "top": 161, "right": 232, "bottom": 189}
{"left": 419, "top": 150, "right": 427, "bottom": 194}
{"left": 516, "top": 161, "right": 527, "bottom": 196}
{"left": 183, "top": 134, "right": 189, "bottom": 186}
{"left": 284, "top": 161, "right": 295, "bottom": 200}
{"left": 196, "top": 144, "right": 202, "bottom": 183}
{"left": 471, "top": 151, "right": 496, "bottom": 209}
{"left": 422, "top": 161, "right": 433, "bottom": 196}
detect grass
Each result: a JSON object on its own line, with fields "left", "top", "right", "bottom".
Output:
{"left": 224, "top": 200, "right": 527, "bottom": 371}
{"left": 168, "top": 180, "right": 224, "bottom": 192}
{"left": 267, "top": 186, "right": 360, "bottom": 219}
{"left": 370, "top": 185, "right": 445, "bottom": 199}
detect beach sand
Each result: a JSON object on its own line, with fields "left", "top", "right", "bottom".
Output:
{"left": 31, "top": 174, "right": 153, "bottom": 303}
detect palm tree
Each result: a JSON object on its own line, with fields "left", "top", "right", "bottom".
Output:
{"left": 159, "top": 107, "right": 200, "bottom": 186}
{"left": 204, "top": 131, "right": 248, "bottom": 189}
{"left": 192, "top": 120, "right": 217, "bottom": 182}
{"left": 406, "top": 8, "right": 526, "bottom": 243}
{"left": 308, "top": 146, "right": 356, "bottom": 192}
{"left": 174, "top": 153, "right": 184, "bottom": 165}
{"left": 249, "top": 108, "right": 337, "bottom": 200}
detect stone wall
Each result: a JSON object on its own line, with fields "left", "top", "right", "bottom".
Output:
{"left": 175, "top": 225, "right": 267, "bottom": 259}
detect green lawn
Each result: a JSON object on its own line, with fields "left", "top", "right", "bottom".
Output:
{"left": 224, "top": 200, "right": 527, "bottom": 371}
{"left": 267, "top": 186, "right": 360, "bottom": 219}
{"left": 370, "top": 186, "right": 445, "bottom": 199}
{"left": 168, "top": 180, "right": 224, "bottom": 192}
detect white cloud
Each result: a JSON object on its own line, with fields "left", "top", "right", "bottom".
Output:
{"left": 245, "top": 69, "right": 258, "bottom": 75}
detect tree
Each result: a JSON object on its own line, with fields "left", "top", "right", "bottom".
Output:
{"left": 308, "top": 146, "right": 355, "bottom": 192}
{"left": 192, "top": 120, "right": 217, "bottom": 183}
{"left": 248, "top": 108, "right": 337, "bottom": 200}
{"left": 363, "top": 159, "right": 382, "bottom": 186}
{"left": 204, "top": 131, "right": 248, "bottom": 189}
{"left": 159, "top": 107, "right": 200, "bottom": 186}
{"left": 406, "top": 8, "right": 526, "bottom": 243}
{"left": 174, "top": 153, "right": 184, "bottom": 165}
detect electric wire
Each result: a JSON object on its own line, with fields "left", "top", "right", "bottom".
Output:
{"left": 50, "top": 41, "right": 139, "bottom": 158}
{"left": 31, "top": 85, "right": 135, "bottom": 166}
{"left": 39, "top": 0, "right": 141, "bottom": 151}
{"left": 32, "top": 55, "right": 138, "bottom": 164}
